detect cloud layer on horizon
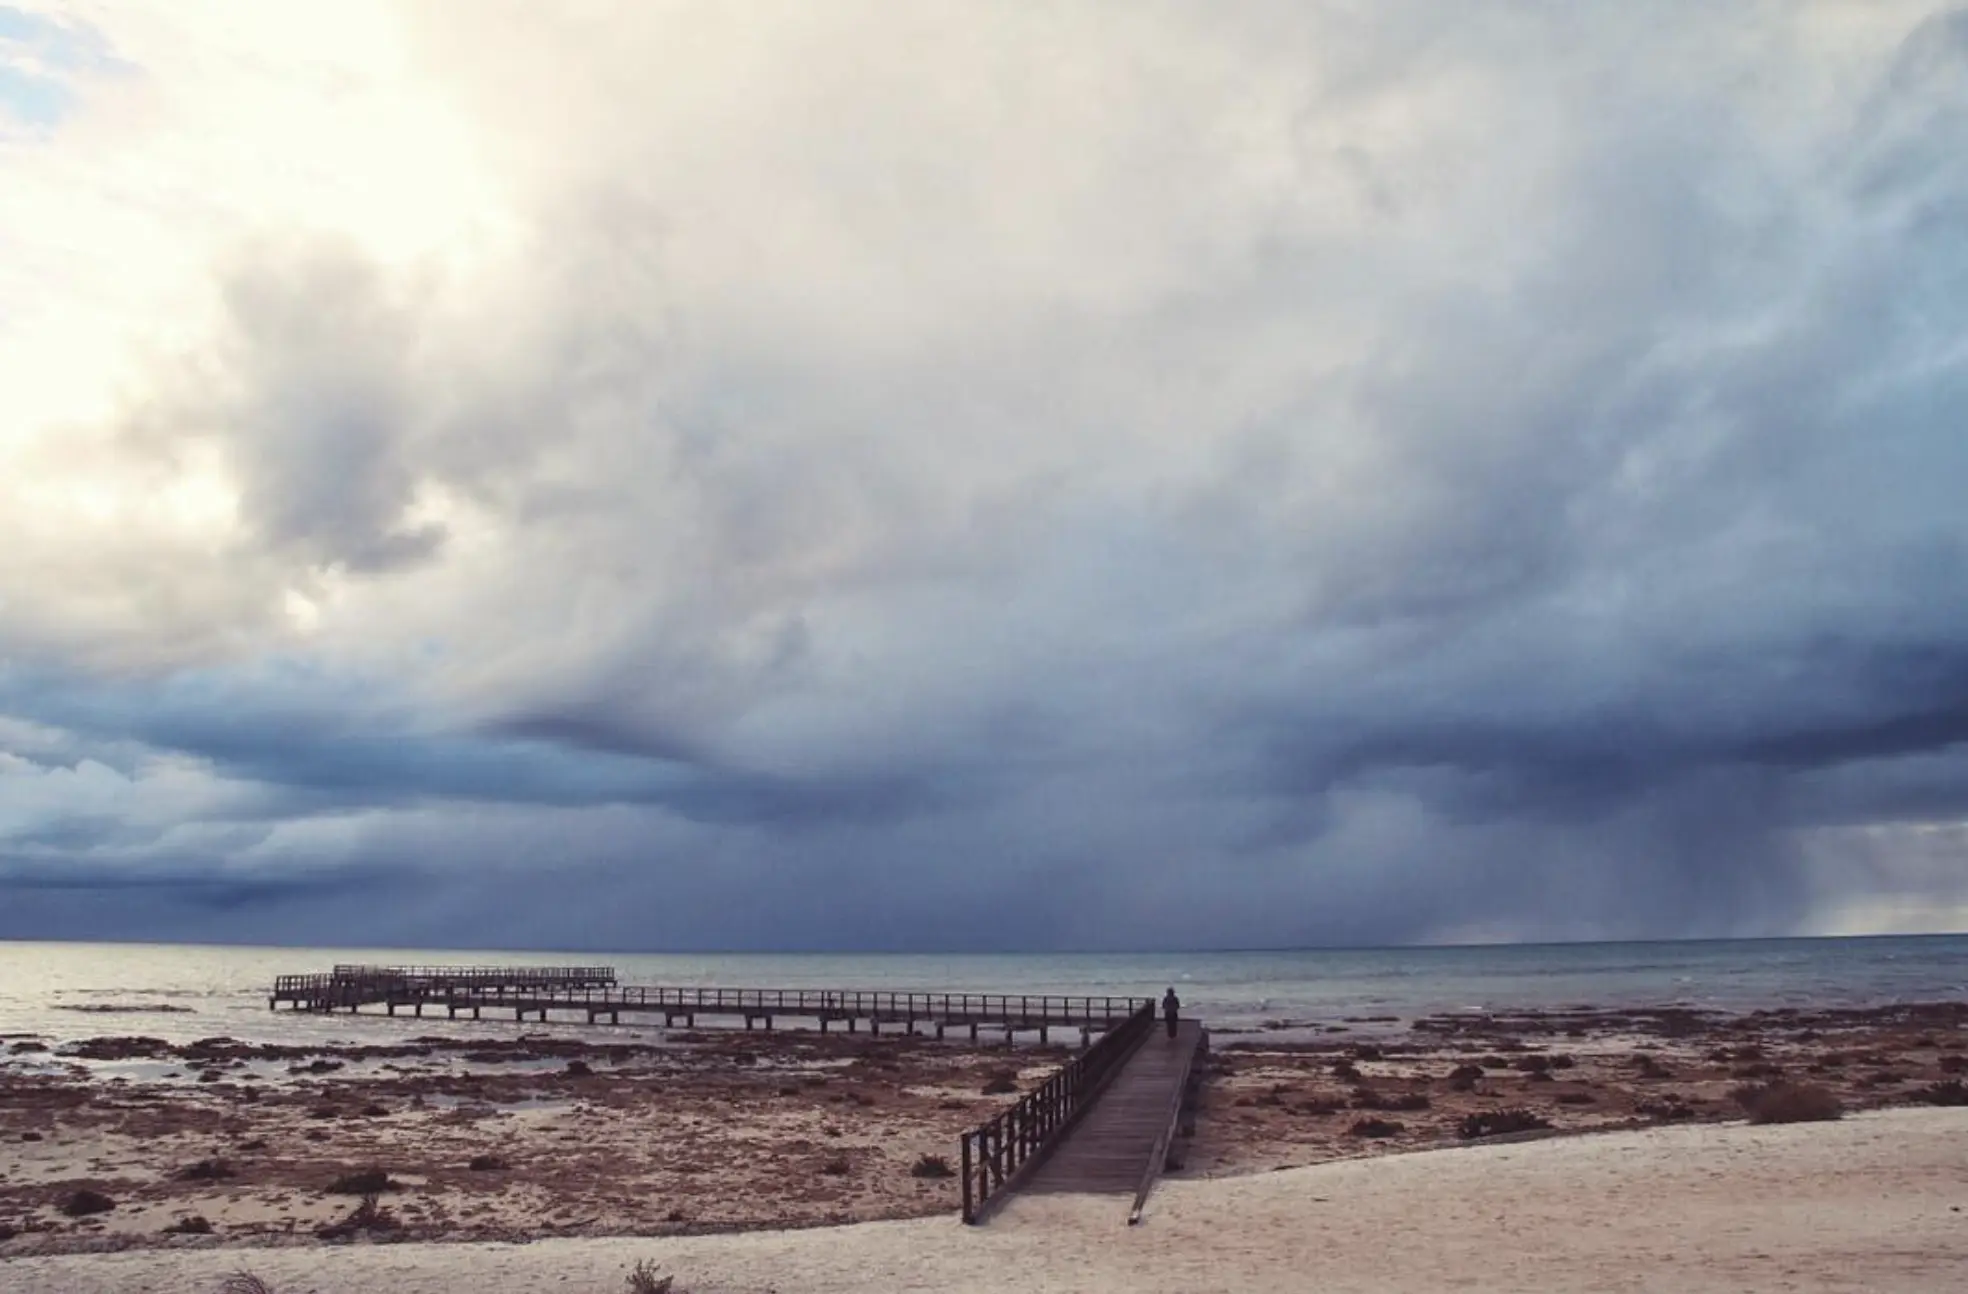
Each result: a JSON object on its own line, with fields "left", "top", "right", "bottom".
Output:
{"left": 3, "top": 1, "right": 1967, "bottom": 950}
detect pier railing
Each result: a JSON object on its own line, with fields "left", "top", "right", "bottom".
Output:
{"left": 271, "top": 970, "right": 1148, "bottom": 1027}
{"left": 959, "top": 999, "right": 1156, "bottom": 1223}
{"left": 327, "top": 965, "right": 619, "bottom": 988}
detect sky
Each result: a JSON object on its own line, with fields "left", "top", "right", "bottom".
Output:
{"left": 2, "top": 1, "right": 1966, "bottom": 952}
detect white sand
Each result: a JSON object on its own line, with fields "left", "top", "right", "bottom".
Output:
{"left": 9, "top": 1108, "right": 1965, "bottom": 1293}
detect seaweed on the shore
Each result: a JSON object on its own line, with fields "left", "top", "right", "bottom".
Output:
{"left": 1731, "top": 1082, "right": 1843, "bottom": 1124}
{"left": 325, "top": 1167, "right": 396, "bottom": 1195}
{"left": 1910, "top": 1079, "right": 1968, "bottom": 1107}
{"left": 1457, "top": 1109, "right": 1552, "bottom": 1139}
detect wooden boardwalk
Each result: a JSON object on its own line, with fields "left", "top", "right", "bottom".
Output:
{"left": 270, "top": 966, "right": 1145, "bottom": 1043}
{"left": 1018, "top": 1019, "right": 1205, "bottom": 1213}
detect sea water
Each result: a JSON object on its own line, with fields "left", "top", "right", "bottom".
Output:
{"left": 2, "top": 935, "right": 1965, "bottom": 1054}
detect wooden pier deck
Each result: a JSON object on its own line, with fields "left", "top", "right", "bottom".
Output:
{"left": 1018, "top": 1020, "right": 1206, "bottom": 1216}
{"left": 270, "top": 966, "right": 1145, "bottom": 1043}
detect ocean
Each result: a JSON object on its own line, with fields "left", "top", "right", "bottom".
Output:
{"left": 3, "top": 935, "right": 1966, "bottom": 1055}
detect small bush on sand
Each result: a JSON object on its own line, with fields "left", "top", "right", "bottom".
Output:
{"left": 316, "top": 1192, "right": 399, "bottom": 1240}
{"left": 1329, "top": 1060, "right": 1362, "bottom": 1081}
{"left": 1554, "top": 1091, "right": 1596, "bottom": 1106}
{"left": 1457, "top": 1109, "right": 1552, "bottom": 1140}
{"left": 177, "top": 1158, "right": 235, "bottom": 1182}
{"left": 325, "top": 1167, "right": 394, "bottom": 1195}
{"left": 62, "top": 1189, "right": 115, "bottom": 1217}
{"left": 1731, "top": 1082, "right": 1843, "bottom": 1124}
{"left": 467, "top": 1154, "right": 509, "bottom": 1172}
{"left": 910, "top": 1153, "right": 954, "bottom": 1179}
{"left": 821, "top": 1156, "right": 850, "bottom": 1176}
{"left": 1351, "top": 1089, "right": 1430, "bottom": 1112}
{"left": 625, "top": 1259, "right": 675, "bottom": 1294}
{"left": 1938, "top": 1055, "right": 1965, "bottom": 1074}
{"left": 1347, "top": 1118, "right": 1403, "bottom": 1138}
{"left": 218, "top": 1274, "right": 275, "bottom": 1294}
{"left": 1911, "top": 1079, "right": 1968, "bottom": 1107}
{"left": 1446, "top": 1064, "right": 1484, "bottom": 1091}
{"left": 163, "top": 1214, "right": 214, "bottom": 1235}
{"left": 565, "top": 1060, "right": 593, "bottom": 1077}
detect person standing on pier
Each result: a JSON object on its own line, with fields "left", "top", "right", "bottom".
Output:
{"left": 1161, "top": 986, "right": 1181, "bottom": 1039}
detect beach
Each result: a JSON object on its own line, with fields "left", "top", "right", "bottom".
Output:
{"left": 5, "top": 995, "right": 1967, "bottom": 1270}
{"left": 6, "top": 1108, "right": 1965, "bottom": 1293}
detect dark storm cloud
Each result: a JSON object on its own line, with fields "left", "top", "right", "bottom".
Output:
{"left": 5, "top": 3, "right": 1968, "bottom": 948}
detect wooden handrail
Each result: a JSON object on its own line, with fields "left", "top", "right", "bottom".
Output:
{"left": 958, "top": 1001, "right": 1155, "bottom": 1224}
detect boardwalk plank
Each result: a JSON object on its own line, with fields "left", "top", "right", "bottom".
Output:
{"left": 1019, "top": 1020, "right": 1203, "bottom": 1195}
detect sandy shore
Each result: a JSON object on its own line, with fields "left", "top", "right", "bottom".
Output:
{"left": 7, "top": 1107, "right": 1964, "bottom": 1293}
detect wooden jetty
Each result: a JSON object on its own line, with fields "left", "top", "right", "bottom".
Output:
{"left": 959, "top": 1010, "right": 1208, "bottom": 1224}
{"left": 270, "top": 965, "right": 1147, "bottom": 1043}
{"left": 272, "top": 963, "right": 1213, "bottom": 1223}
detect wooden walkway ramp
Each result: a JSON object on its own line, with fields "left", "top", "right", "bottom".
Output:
{"left": 1017, "top": 1019, "right": 1206, "bottom": 1215}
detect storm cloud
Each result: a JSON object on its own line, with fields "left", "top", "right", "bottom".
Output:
{"left": 2, "top": 1, "right": 1967, "bottom": 949}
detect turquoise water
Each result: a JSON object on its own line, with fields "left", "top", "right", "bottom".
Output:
{"left": 1, "top": 935, "right": 1964, "bottom": 1051}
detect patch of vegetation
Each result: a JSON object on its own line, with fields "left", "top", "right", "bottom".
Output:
{"left": 625, "top": 1259, "right": 676, "bottom": 1294}
{"left": 177, "top": 1158, "right": 235, "bottom": 1182}
{"left": 1346, "top": 1118, "right": 1403, "bottom": 1138}
{"left": 910, "top": 1153, "right": 954, "bottom": 1179}
{"left": 1553, "top": 1091, "right": 1596, "bottom": 1106}
{"left": 1631, "top": 1054, "right": 1674, "bottom": 1080}
{"left": 1636, "top": 1096, "right": 1695, "bottom": 1122}
{"left": 316, "top": 1192, "right": 399, "bottom": 1241}
{"left": 163, "top": 1214, "right": 214, "bottom": 1235}
{"left": 1731, "top": 1082, "right": 1843, "bottom": 1125}
{"left": 61, "top": 1189, "right": 115, "bottom": 1217}
{"left": 324, "top": 1167, "right": 395, "bottom": 1195}
{"left": 821, "top": 1156, "right": 851, "bottom": 1176}
{"left": 1446, "top": 1064, "right": 1484, "bottom": 1091}
{"left": 1351, "top": 1089, "right": 1430, "bottom": 1112}
{"left": 1457, "top": 1109, "right": 1552, "bottom": 1140}
{"left": 467, "top": 1154, "right": 509, "bottom": 1171}
{"left": 565, "top": 1060, "right": 593, "bottom": 1077}
{"left": 1910, "top": 1079, "right": 1968, "bottom": 1107}
{"left": 1329, "top": 1060, "right": 1362, "bottom": 1081}
{"left": 218, "top": 1274, "right": 275, "bottom": 1294}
